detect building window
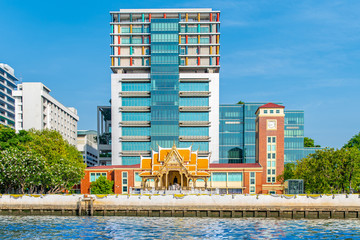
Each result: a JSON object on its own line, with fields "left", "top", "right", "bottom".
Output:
{"left": 90, "top": 172, "right": 106, "bottom": 182}
{"left": 249, "top": 172, "right": 256, "bottom": 194}
{"left": 267, "top": 136, "right": 277, "bottom": 183}
{"left": 276, "top": 110, "right": 280, "bottom": 113}
{"left": 122, "top": 171, "right": 128, "bottom": 193}
{"left": 270, "top": 110, "right": 274, "bottom": 114}
{"left": 264, "top": 110, "right": 268, "bottom": 114}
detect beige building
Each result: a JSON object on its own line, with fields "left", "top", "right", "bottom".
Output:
{"left": 13, "top": 82, "right": 79, "bottom": 145}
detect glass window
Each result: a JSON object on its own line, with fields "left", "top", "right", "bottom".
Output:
{"left": 180, "top": 127, "right": 209, "bottom": 136}
{"left": 179, "top": 97, "right": 209, "bottom": 106}
{"left": 250, "top": 172, "right": 255, "bottom": 178}
{"left": 272, "top": 153, "right": 276, "bottom": 159}
{"left": 122, "top": 98, "right": 150, "bottom": 106}
{"left": 272, "top": 169, "right": 276, "bottom": 175}
{"left": 122, "top": 83, "right": 150, "bottom": 92}
{"left": 122, "top": 127, "right": 150, "bottom": 136}
{"left": 212, "top": 173, "right": 227, "bottom": 181}
{"left": 267, "top": 169, "right": 271, "bottom": 175}
{"left": 267, "top": 177, "right": 271, "bottom": 183}
{"left": 267, "top": 161, "right": 271, "bottom": 167}
{"left": 228, "top": 173, "right": 242, "bottom": 182}
{"left": 272, "top": 145, "right": 276, "bottom": 151}
{"left": 272, "top": 137, "right": 276, "bottom": 143}
{"left": 250, "top": 186, "right": 255, "bottom": 194}
{"left": 272, "top": 177, "right": 276, "bottom": 183}
{"left": 268, "top": 137, "right": 271, "bottom": 143}
{"left": 122, "top": 186, "right": 128, "bottom": 192}
{"left": 267, "top": 145, "right": 271, "bottom": 151}
{"left": 276, "top": 110, "right": 280, "bottom": 113}
{"left": 135, "top": 172, "right": 142, "bottom": 182}
{"left": 272, "top": 161, "right": 276, "bottom": 167}
{"left": 267, "top": 153, "right": 271, "bottom": 159}
{"left": 250, "top": 179, "right": 255, "bottom": 185}
{"left": 179, "top": 82, "right": 209, "bottom": 91}
{"left": 264, "top": 110, "right": 268, "bottom": 114}
{"left": 122, "top": 112, "right": 150, "bottom": 122}
{"left": 270, "top": 110, "right": 274, "bottom": 114}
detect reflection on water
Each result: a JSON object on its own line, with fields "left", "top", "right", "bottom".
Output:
{"left": 0, "top": 216, "right": 360, "bottom": 239}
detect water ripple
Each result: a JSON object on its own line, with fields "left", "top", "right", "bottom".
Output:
{"left": 0, "top": 216, "right": 360, "bottom": 239}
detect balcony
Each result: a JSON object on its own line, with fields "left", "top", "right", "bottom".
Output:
{"left": 119, "top": 106, "right": 150, "bottom": 112}
{"left": 179, "top": 91, "right": 210, "bottom": 97}
{"left": 179, "top": 136, "right": 211, "bottom": 142}
{"left": 119, "top": 91, "right": 150, "bottom": 97}
{"left": 120, "top": 136, "right": 150, "bottom": 142}
{"left": 119, "top": 121, "right": 150, "bottom": 127}
{"left": 120, "top": 151, "right": 151, "bottom": 156}
{"left": 179, "top": 121, "right": 210, "bottom": 127}
{"left": 179, "top": 106, "right": 210, "bottom": 112}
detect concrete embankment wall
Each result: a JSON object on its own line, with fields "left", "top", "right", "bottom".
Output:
{"left": 0, "top": 194, "right": 359, "bottom": 218}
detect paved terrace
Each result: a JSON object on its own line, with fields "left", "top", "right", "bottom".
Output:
{"left": 0, "top": 194, "right": 359, "bottom": 218}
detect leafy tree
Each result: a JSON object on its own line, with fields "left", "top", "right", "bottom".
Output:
{"left": 304, "top": 137, "right": 321, "bottom": 148}
{"left": 344, "top": 132, "right": 360, "bottom": 150}
{"left": 0, "top": 148, "right": 46, "bottom": 194}
{"left": 293, "top": 148, "right": 360, "bottom": 194}
{"left": 25, "top": 129, "right": 86, "bottom": 193}
{"left": 277, "top": 163, "right": 296, "bottom": 183}
{"left": 0, "top": 125, "right": 32, "bottom": 151}
{"left": 237, "top": 101, "right": 245, "bottom": 105}
{"left": 90, "top": 176, "right": 114, "bottom": 194}
{"left": 0, "top": 128, "right": 85, "bottom": 194}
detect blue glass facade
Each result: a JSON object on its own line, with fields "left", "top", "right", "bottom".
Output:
{"left": 150, "top": 19, "right": 180, "bottom": 149}
{"left": 219, "top": 103, "right": 322, "bottom": 164}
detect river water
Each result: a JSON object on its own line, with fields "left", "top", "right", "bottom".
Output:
{"left": 0, "top": 216, "right": 359, "bottom": 239}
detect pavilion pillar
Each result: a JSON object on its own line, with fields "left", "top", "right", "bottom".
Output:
{"left": 160, "top": 175, "right": 163, "bottom": 190}
{"left": 181, "top": 173, "right": 183, "bottom": 189}
{"left": 194, "top": 178, "right": 196, "bottom": 189}
{"left": 205, "top": 178, "right": 208, "bottom": 189}
{"left": 166, "top": 172, "right": 169, "bottom": 190}
{"left": 155, "top": 179, "right": 158, "bottom": 190}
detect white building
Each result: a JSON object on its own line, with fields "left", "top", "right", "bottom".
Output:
{"left": 110, "top": 9, "right": 220, "bottom": 165}
{"left": 77, "top": 130, "right": 99, "bottom": 167}
{"left": 0, "top": 63, "right": 18, "bottom": 128}
{"left": 13, "top": 82, "right": 79, "bottom": 145}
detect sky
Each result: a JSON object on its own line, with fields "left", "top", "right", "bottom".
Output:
{"left": 0, "top": 0, "right": 359, "bottom": 149}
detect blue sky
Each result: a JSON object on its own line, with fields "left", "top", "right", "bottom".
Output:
{"left": 0, "top": 0, "right": 359, "bottom": 148}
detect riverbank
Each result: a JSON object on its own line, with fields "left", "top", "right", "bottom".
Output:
{"left": 0, "top": 194, "right": 359, "bottom": 218}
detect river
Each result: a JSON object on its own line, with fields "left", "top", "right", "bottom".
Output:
{"left": 0, "top": 216, "right": 359, "bottom": 239}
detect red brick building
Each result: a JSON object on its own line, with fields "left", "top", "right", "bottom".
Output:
{"left": 81, "top": 103, "right": 285, "bottom": 195}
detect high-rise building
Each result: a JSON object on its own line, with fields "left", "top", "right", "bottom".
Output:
{"left": 0, "top": 63, "right": 18, "bottom": 128}
{"left": 77, "top": 130, "right": 99, "bottom": 167}
{"left": 110, "top": 9, "right": 220, "bottom": 165}
{"left": 13, "top": 82, "right": 79, "bottom": 145}
{"left": 219, "top": 103, "right": 322, "bottom": 164}
{"left": 97, "top": 106, "right": 112, "bottom": 165}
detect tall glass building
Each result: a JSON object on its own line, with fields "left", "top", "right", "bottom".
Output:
{"left": 219, "top": 103, "right": 321, "bottom": 164}
{"left": 0, "top": 64, "right": 17, "bottom": 129}
{"left": 110, "top": 9, "right": 220, "bottom": 165}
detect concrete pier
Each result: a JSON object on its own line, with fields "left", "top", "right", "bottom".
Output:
{"left": 0, "top": 194, "right": 359, "bottom": 218}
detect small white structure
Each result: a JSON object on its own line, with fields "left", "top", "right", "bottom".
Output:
{"left": 77, "top": 130, "right": 99, "bottom": 166}
{"left": 13, "top": 82, "right": 79, "bottom": 145}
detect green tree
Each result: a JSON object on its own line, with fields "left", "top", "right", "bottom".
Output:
{"left": 304, "top": 137, "right": 321, "bottom": 148}
{"left": 0, "top": 128, "right": 85, "bottom": 194}
{"left": 344, "top": 132, "right": 360, "bottom": 150}
{"left": 90, "top": 176, "right": 114, "bottom": 194}
{"left": 0, "top": 148, "right": 46, "bottom": 194}
{"left": 25, "top": 129, "right": 86, "bottom": 193}
{"left": 237, "top": 101, "right": 245, "bottom": 105}
{"left": 293, "top": 148, "right": 360, "bottom": 194}
{"left": 277, "top": 163, "right": 296, "bottom": 183}
{"left": 0, "top": 125, "right": 32, "bottom": 151}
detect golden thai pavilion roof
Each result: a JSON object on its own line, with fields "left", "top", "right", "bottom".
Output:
{"left": 139, "top": 144, "right": 210, "bottom": 178}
